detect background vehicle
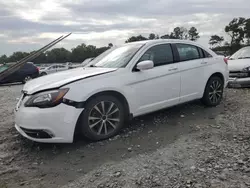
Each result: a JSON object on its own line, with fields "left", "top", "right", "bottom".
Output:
{"left": 39, "top": 64, "right": 68, "bottom": 76}
{"left": 15, "top": 40, "right": 228, "bottom": 143}
{"left": 81, "top": 57, "right": 94, "bottom": 67}
{"left": 68, "top": 58, "right": 94, "bottom": 69}
{"left": 0, "top": 62, "right": 39, "bottom": 84}
{"left": 228, "top": 46, "right": 250, "bottom": 86}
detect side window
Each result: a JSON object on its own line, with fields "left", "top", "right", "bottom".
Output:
{"left": 176, "top": 44, "right": 200, "bottom": 61}
{"left": 138, "top": 44, "right": 174, "bottom": 67}
{"left": 198, "top": 48, "right": 204, "bottom": 58}
{"left": 49, "top": 66, "right": 56, "bottom": 70}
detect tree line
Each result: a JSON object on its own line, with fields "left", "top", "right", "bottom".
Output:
{"left": 0, "top": 27, "right": 200, "bottom": 64}
{"left": 209, "top": 17, "right": 250, "bottom": 54}
{"left": 0, "top": 43, "right": 113, "bottom": 64}
{"left": 0, "top": 17, "right": 249, "bottom": 65}
{"left": 125, "top": 26, "right": 200, "bottom": 42}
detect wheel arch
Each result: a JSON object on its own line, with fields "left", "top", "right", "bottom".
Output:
{"left": 85, "top": 90, "right": 130, "bottom": 115}
{"left": 203, "top": 72, "right": 225, "bottom": 96}
{"left": 73, "top": 90, "right": 131, "bottom": 141}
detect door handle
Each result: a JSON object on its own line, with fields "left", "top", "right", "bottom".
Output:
{"left": 168, "top": 67, "right": 178, "bottom": 71}
{"left": 201, "top": 62, "right": 208, "bottom": 65}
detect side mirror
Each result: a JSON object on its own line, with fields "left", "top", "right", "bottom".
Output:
{"left": 136, "top": 60, "right": 154, "bottom": 71}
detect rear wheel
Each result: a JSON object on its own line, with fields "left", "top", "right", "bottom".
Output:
{"left": 22, "top": 76, "right": 32, "bottom": 84}
{"left": 202, "top": 76, "right": 224, "bottom": 106}
{"left": 79, "top": 95, "right": 125, "bottom": 141}
{"left": 40, "top": 72, "right": 47, "bottom": 76}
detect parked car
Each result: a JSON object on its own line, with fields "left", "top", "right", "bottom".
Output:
{"left": 68, "top": 58, "right": 94, "bottom": 69}
{"left": 0, "top": 62, "right": 39, "bottom": 84}
{"left": 14, "top": 39, "right": 228, "bottom": 143}
{"left": 39, "top": 64, "right": 68, "bottom": 76}
{"left": 228, "top": 46, "right": 250, "bottom": 87}
{"left": 82, "top": 57, "right": 94, "bottom": 67}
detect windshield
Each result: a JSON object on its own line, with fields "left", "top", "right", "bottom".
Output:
{"left": 230, "top": 47, "right": 250, "bottom": 60}
{"left": 89, "top": 43, "right": 144, "bottom": 68}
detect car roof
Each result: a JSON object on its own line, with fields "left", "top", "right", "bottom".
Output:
{"left": 120, "top": 39, "right": 216, "bottom": 56}
{"left": 125, "top": 39, "right": 198, "bottom": 45}
{"left": 122, "top": 39, "right": 207, "bottom": 48}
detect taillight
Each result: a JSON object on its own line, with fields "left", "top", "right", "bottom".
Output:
{"left": 36, "top": 67, "right": 39, "bottom": 71}
{"left": 223, "top": 57, "right": 228, "bottom": 65}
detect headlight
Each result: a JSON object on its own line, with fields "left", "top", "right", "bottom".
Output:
{"left": 24, "top": 88, "right": 69, "bottom": 108}
{"left": 242, "top": 67, "right": 250, "bottom": 72}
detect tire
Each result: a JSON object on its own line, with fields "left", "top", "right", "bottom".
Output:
{"left": 22, "top": 76, "right": 32, "bottom": 84}
{"left": 40, "top": 72, "right": 47, "bottom": 76}
{"left": 79, "top": 95, "right": 125, "bottom": 141}
{"left": 202, "top": 76, "right": 224, "bottom": 106}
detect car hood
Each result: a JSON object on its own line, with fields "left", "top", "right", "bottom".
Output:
{"left": 23, "top": 67, "right": 117, "bottom": 94}
{"left": 228, "top": 59, "right": 250, "bottom": 71}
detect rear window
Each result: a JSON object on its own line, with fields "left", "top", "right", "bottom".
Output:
{"left": 21, "top": 63, "right": 35, "bottom": 69}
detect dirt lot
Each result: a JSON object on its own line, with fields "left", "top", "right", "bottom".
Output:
{"left": 0, "top": 84, "right": 250, "bottom": 188}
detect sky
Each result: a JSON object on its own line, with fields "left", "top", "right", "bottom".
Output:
{"left": 0, "top": 0, "right": 249, "bottom": 56}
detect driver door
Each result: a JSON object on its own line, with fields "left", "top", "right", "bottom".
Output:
{"left": 127, "top": 43, "right": 181, "bottom": 116}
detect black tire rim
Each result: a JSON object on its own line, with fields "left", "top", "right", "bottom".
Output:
{"left": 88, "top": 101, "right": 120, "bottom": 136}
{"left": 208, "top": 80, "right": 223, "bottom": 104}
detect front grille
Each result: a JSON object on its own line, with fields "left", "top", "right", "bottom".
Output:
{"left": 20, "top": 127, "right": 53, "bottom": 139}
{"left": 229, "top": 71, "right": 249, "bottom": 78}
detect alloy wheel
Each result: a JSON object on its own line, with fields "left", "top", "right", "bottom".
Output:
{"left": 88, "top": 101, "right": 120, "bottom": 136}
{"left": 208, "top": 80, "right": 223, "bottom": 104}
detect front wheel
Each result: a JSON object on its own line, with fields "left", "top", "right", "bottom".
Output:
{"left": 202, "top": 76, "right": 224, "bottom": 106}
{"left": 79, "top": 95, "right": 125, "bottom": 141}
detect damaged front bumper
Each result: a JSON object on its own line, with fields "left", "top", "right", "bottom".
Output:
{"left": 228, "top": 77, "right": 250, "bottom": 87}
{"left": 228, "top": 71, "right": 250, "bottom": 87}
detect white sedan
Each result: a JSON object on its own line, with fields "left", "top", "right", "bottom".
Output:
{"left": 228, "top": 46, "right": 250, "bottom": 87}
{"left": 39, "top": 64, "right": 68, "bottom": 76}
{"left": 14, "top": 39, "right": 228, "bottom": 143}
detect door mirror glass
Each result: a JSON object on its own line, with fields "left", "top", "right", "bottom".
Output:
{"left": 136, "top": 60, "right": 154, "bottom": 71}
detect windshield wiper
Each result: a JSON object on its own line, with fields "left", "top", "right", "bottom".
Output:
{"left": 238, "top": 57, "right": 250, "bottom": 59}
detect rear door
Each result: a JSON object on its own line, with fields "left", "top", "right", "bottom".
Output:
{"left": 11, "top": 64, "right": 28, "bottom": 82}
{"left": 174, "top": 43, "right": 208, "bottom": 102}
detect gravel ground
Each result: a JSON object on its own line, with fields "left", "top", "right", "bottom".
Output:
{"left": 0, "top": 84, "right": 250, "bottom": 188}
